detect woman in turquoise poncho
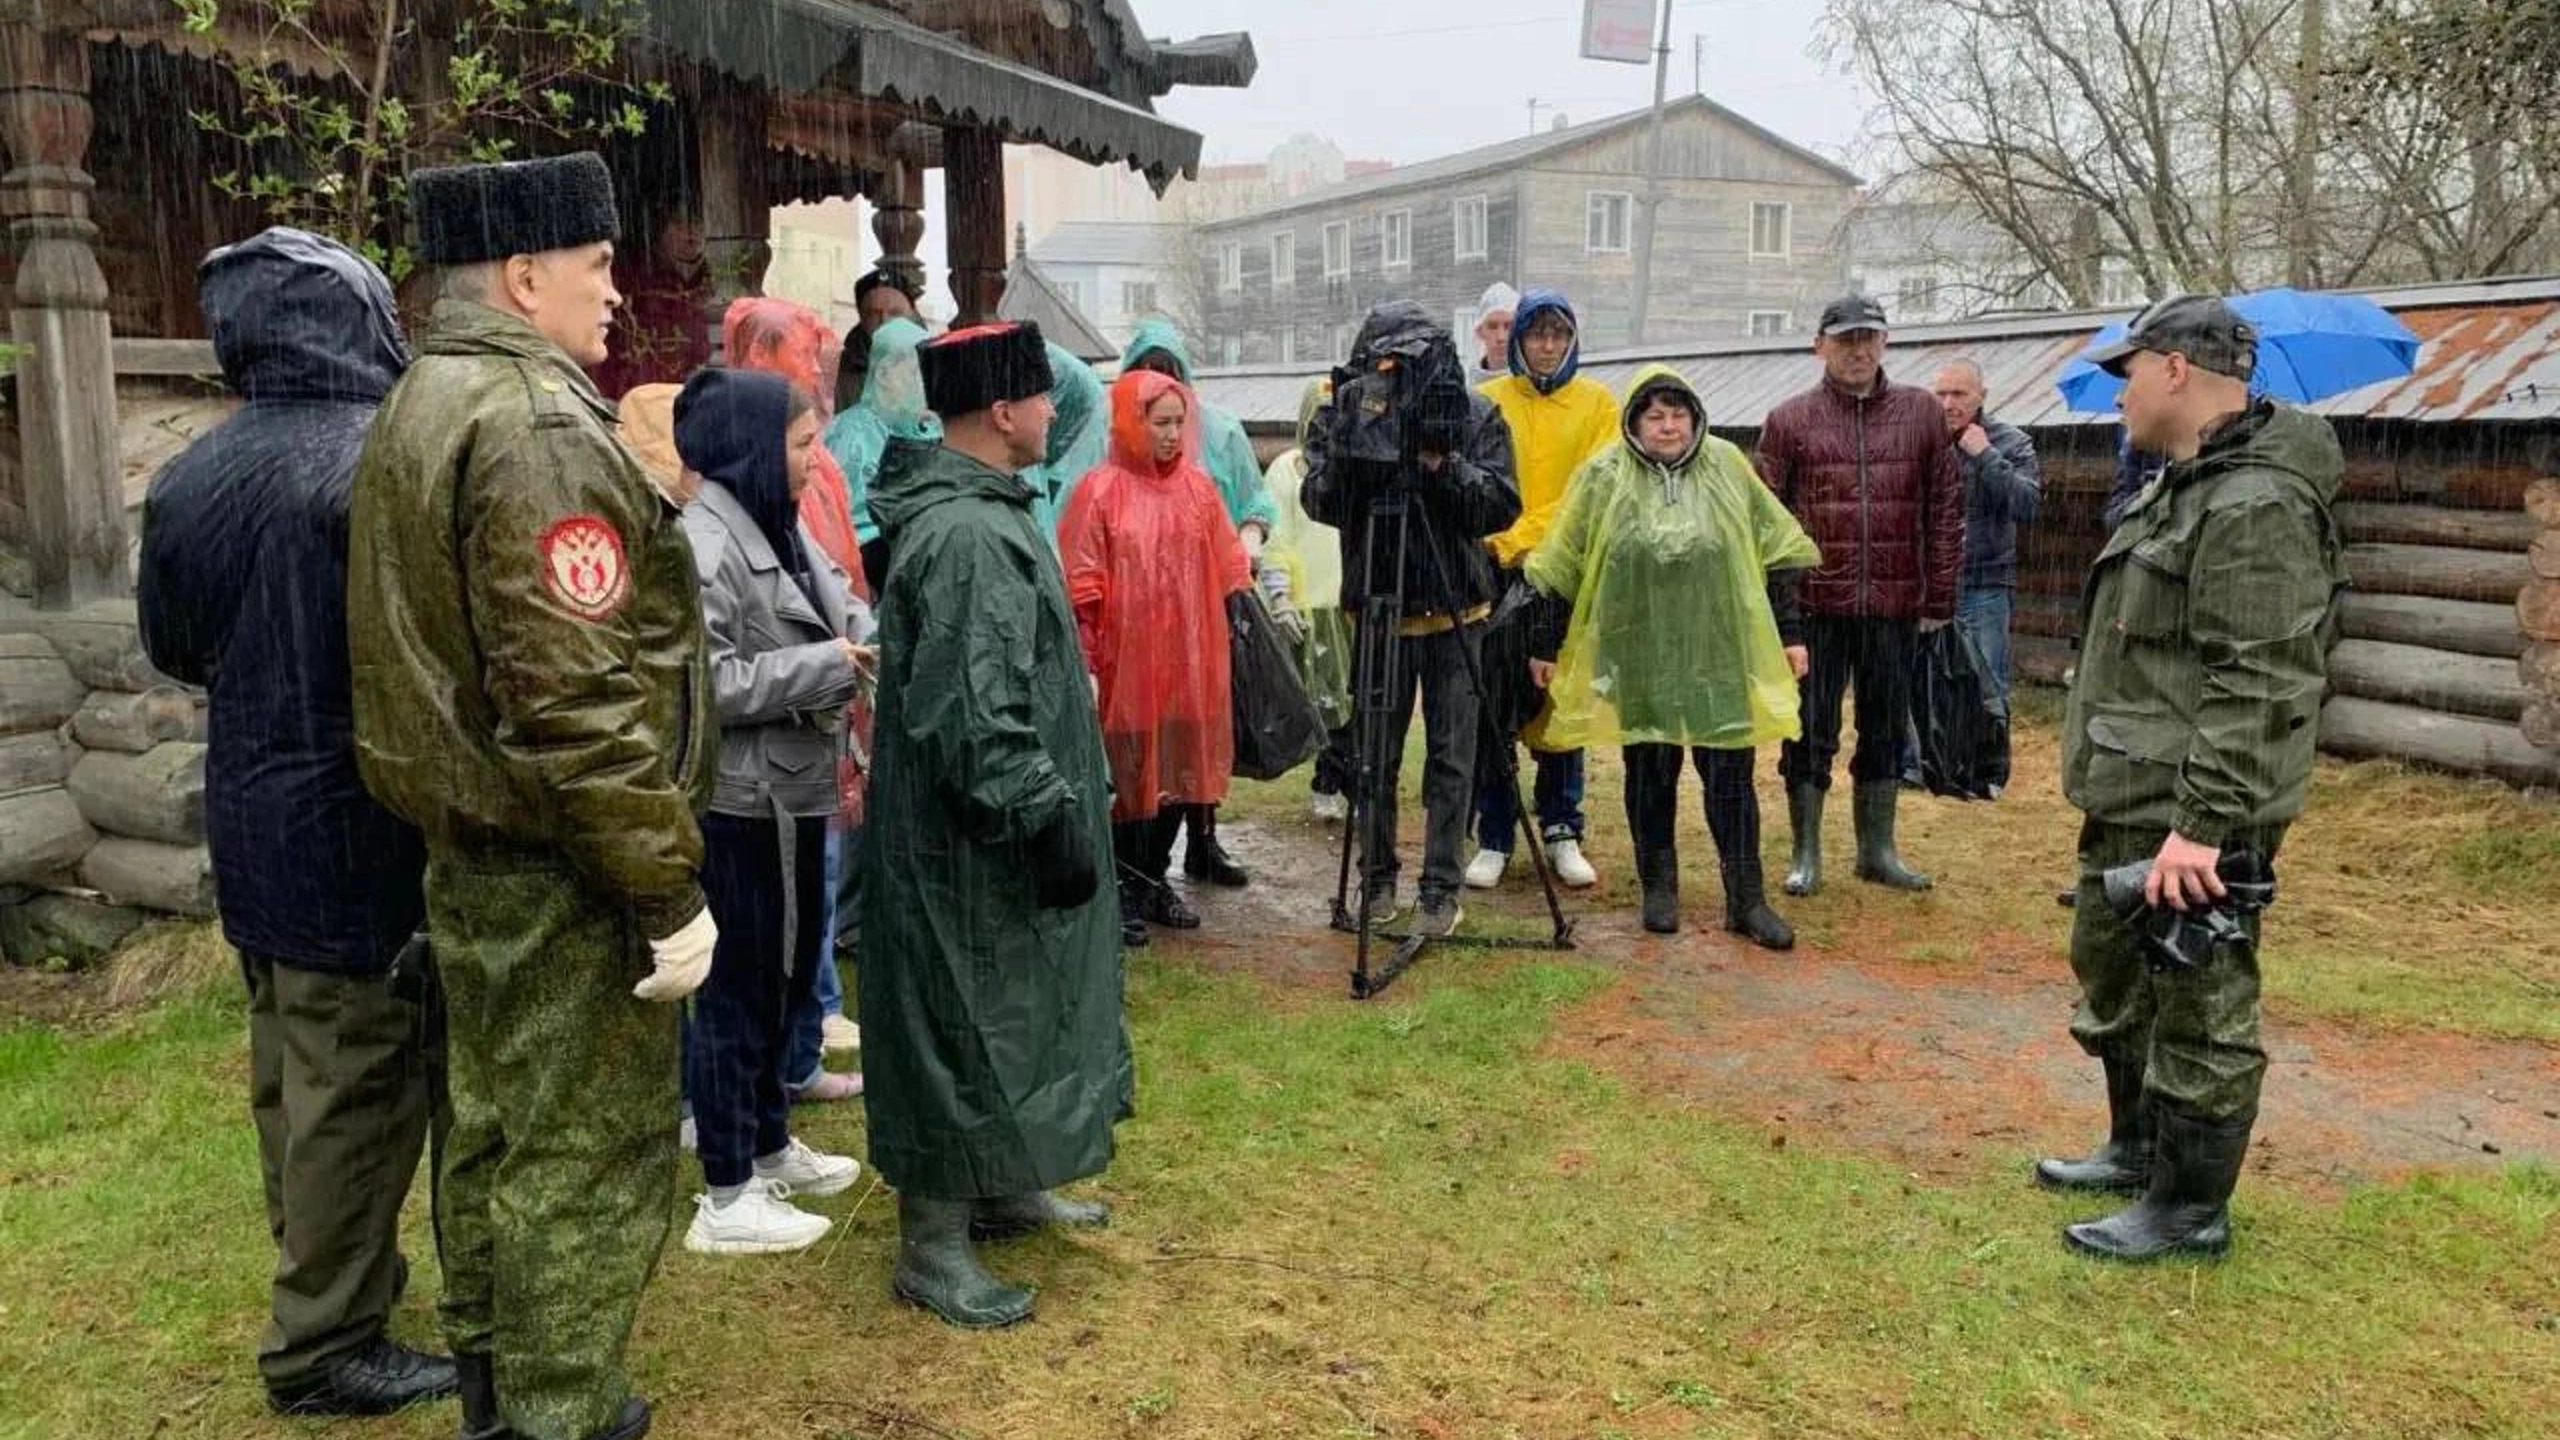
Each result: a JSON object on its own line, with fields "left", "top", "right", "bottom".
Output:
{"left": 824, "top": 317, "right": 939, "bottom": 580}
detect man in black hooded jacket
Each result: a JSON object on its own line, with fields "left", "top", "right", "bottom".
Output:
{"left": 138, "top": 228, "right": 453, "bottom": 1417}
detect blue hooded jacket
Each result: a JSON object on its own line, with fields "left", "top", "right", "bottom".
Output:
{"left": 676, "top": 367, "right": 817, "bottom": 605}
{"left": 137, "top": 227, "right": 426, "bottom": 973}
{"left": 1507, "top": 288, "right": 1584, "bottom": 396}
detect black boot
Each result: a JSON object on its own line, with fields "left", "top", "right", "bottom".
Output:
{"left": 266, "top": 1337, "right": 459, "bottom": 1416}
{"left": 1118, "top": 884, "right": 1149, "bottom": 949}
{"left": 1138, "top": 878, "right": 1201, "bottom": 930}
{"left": 1719, "top": 859, "right": 1794, "bottom": 951}
{"left": 456, "top": 1352, "right": 506, "bottom": 1440}
{"left": 586, "top": 1398, "right": 652, "bottom": 1440}
{"left": 1636, "top": 844, "right": 1680, "bottom": 934}
{"left": 972, "top": 1189, "right": 1113, "bottom": 1241}
{"left": 894, "top": 1192, "right": 1036, "bottom": 1328}
{"left": 1181, "top": 806, "right": 1250, "bottom": 887}
{"left": 1851, "top": 780, "right": 1932, "bottom": 891}
{"left": 2035, "top": 1056, "right": 2152, "bottom": 1194}
{"left": 1782, "top": 783, "right": 1824, "bottom": 896}
{"left": 2063, "top": 1105, "right": 2253, "bottom": 1261}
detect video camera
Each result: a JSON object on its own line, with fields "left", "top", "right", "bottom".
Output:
{"left": 1327, "top": 330, "right": 1472, "bottom": 469}
{"left": 2099, "top": 849, "right": 2277, "bottom": 974}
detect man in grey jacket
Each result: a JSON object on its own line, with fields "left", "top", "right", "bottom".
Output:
{"left": 1905, "top": 358, "right": 2041, "bottom": 793}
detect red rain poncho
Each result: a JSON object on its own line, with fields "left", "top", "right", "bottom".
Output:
{"left": 1059, "top": 371, "right": 1251, "bottom": 823}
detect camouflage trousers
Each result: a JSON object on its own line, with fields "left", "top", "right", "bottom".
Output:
{"left": 2068, "top": 817, "right": 2287, "bottom": 1122}
{"left": 426, "top": 853, "right": 680, "bottom": 1440}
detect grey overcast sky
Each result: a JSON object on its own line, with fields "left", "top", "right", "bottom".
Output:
{"left": 1144, "top": 0, "right": 1871, "bottom": 170}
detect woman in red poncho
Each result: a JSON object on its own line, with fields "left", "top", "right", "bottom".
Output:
{"left": 1059, "top": 370, "right": 1252, "bottom": 946}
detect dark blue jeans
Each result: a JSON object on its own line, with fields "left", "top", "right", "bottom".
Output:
{"left": 688, "top": 812, "right": 828, "bottom": 1189}
{"left": 1474, "top": 746, "right": 1586, "bottom": 854}
{"left": 784, "top": 826, "right": 857, "bottom": 1090}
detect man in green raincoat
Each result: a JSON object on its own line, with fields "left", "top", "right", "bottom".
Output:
{"left": 859, "top": 320, "right": 1128, "bottom": 1329}
{"left": 1117, "top": 316, "right": 1276, "bottom": 887}
{"left": 348, "top": 153, "right": 714, "bottom": 1440}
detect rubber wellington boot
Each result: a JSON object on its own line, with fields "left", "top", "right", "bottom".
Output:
{"left": 1719, "top": 860, "right": 1795, "bottom": 951}
{"left": 2035, "top": 1057, "right": 2152, "bottom": 1194}
{"left": 586, "top": 1399, "right": 653, "bottom": 1440}
{"left": 1851, "top": 780, "right": 1933, "bottom": 891}
{"left": 1636, "top": 844, "right": 1680, "bottom": 934}
{"left": 2063, "top": 1106, "right": 2253, "bottom": 1261}
{"left": 972, "top": 1189, "right": 1113, "bottom": 1241}
{"left": 894, "top": 1192, "right": 1036, "bottom": 1328}
{"left": 456, "top": 1353, "right": 506, "bottom": 1440}
{"left": 1782, "top": 783, "right": 1824, "bottom": 896}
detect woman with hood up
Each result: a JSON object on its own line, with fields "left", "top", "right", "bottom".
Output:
{"left": 1523, "top": 365, "right": 1820, "bottom": 948}
{"left": 671, "top": 367, "right": 870, "bottom": 1256}
{"left": 824, "top": 316, "right": 943, "bottom": 584}
{"left": 1057, "top": 370, "right": 1253, "bottom": 947}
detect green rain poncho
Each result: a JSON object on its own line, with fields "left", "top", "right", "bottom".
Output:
{"left": 1524, "top": 364, "right": 1821, "bottom": 750}
{"left": 1025, "top": 342, "right": 1108, "bottom": 539}
{"left": 1118, "top": 317, "right": 1277, "bottom": 534}
{"left": 1261, "top": 379, "right": 1350, "bottom": 727}
{"left": 823, "top": 317, "right": 940, "bottom": 545}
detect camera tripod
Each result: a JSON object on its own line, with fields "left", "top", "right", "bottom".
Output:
{"left": 1329, "top": 471, "right": 1574, "bottom": 1000}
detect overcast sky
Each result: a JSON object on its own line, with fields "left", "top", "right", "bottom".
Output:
{"left": 1145, "top": 0, "right": 1871, "bottom": 170}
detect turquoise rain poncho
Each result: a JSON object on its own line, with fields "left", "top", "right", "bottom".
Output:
{"left": 1025, "top": 342, "right": 1109, "bottom": 539}
{"left": 1524, "top": 363, "right": 1821, "bottom": 750}
{"left": 823, "top": 317, "right": 940, "bottom": 545}
{"left": 1118, "top": 317, "right": 1277, "bottom": 535}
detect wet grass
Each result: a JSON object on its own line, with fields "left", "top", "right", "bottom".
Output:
{"left": 1, "top": 951, "right": 2555, "bottom": 1438}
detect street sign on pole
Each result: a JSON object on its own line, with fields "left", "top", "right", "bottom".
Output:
{"left": 1581, "top": 0, "right": 1654, "bottom": 64}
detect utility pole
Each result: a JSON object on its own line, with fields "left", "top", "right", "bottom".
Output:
{"left": 1527, "top": 96, "right": 1546, "bottom": 136}
{"left": 2286, "top": 0, "right": 2326, "bottom": 288}
{"left": 1625, "top": 0, "right": 1675, "bottom": 346}
{"left": 1693, "top": 33, "right": 1705, "bottom": 95}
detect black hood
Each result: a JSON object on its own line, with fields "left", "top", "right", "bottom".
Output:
{"left": 200, "top": 227, "right": 409, "bottom": 404}
{"left": 1348, "top": 300, "right": 1446, "bottom": 367}
{"left": 677, "top": 367, "right": 811, "bottom": 583}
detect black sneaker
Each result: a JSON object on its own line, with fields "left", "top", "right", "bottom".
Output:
{"left": 267, "top": 1338, "right": 459, "bottom": 1417}
{"left": 1183, "top": 839, "right": 1250, "bottom": 888}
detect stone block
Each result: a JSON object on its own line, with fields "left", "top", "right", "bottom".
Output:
{"left": 79, "top": 836, "right": 216, "bottom": 916}
{"left": 0, "top": 891, "right": 149, "bottom": 968}
{"left": 66, "top": 743, "right": 205, "bottom": 845}
{"left": 0, "top": 730, "right": 77, "bottom": 795}
{"left": 69, "top": 686, "right": 199, "bottom": 754}
{"left": 0, "top": 786, "right": 98, "bottom": 886}
{"left": 9, "top": 601, "right": 167, "bottom": 692}
{"left": 0, "top": 634, "right": 84, "bottom": 735}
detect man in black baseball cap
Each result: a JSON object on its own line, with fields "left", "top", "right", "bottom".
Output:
{"left": 839, "top": 267, "right": 925, "bottom": 408}
{"left": 2085, "top": 293, "right": 2259, "bottom": 385}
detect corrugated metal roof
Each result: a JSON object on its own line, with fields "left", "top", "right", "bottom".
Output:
{"left": 1192, "top": 275, "right": 2560, "bottom": 429}
{"left": 1028, "top": 222, "right": 1188, "bottom": 268}
{"left": 1001, "top": 255, "right": 1119, "bottom": 363}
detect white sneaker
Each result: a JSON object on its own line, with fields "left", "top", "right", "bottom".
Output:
{"left": 684, "top": 1179, "right": 831, "bottom": 1255}
{"left": 1547, "top": 838, "right": 1599, "bottom": 889}
{"left": 753, "top": 1136, "right": 860, "bottom": 1197}
{"left": 1310, "top": 792, "right": 1349, "bottom": 824}
{"left": 820, "top": 1013, "right": 861, "bottom": 1053}
{"left": 1463, "top": 847, "right": 1510, "bottom": 890}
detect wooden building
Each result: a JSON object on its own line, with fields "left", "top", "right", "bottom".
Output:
{"left": 1188, "top": 95, "right": 1864, "bottom": 368}
{"left": 0, "top": 0, "right": 1255, "bottom": 611}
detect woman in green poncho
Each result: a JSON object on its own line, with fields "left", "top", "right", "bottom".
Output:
{"left": 1025, "top": 343, "right": 1109, "bottom": 540}
{"left": 1257, "top": 378, "right": 1354, "bottom": 820}
{"left": 1524, "top": 364, "right": 1820, "bottom": 947}
{"left": 823, "top": 317, "right": 940, "bottom": 578}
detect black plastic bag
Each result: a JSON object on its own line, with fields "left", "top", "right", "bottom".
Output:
{"left": 1914, "top": 623, "right": 2003, "bottom": 800}
{"left": 1474, "top": 576, "right": 1548, "bottom": 742}
{"left": 1229, "top": 589, "right": 1326, "bottom": 781}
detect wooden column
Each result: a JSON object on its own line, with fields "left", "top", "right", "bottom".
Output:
{"left": 870, "top": 159, "right": 926, "bottom": 301}
{"left": 941, "top": 126, "right": 1004, "bottom": 327}
{"left": 2520, "top": 479, "right": 2560, "bottom": 751}
{"left": 695, "top": 78, "right": 770, "bottom": 308}
{"left": 1, "top": 25, "right": 122, "bottom": 609}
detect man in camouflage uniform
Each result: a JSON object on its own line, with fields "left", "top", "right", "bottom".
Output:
{"left": 2042, "top": 296, "right": 2346, "bottom": 1262}
{"left": 349, "top": 152, "right": 715, "bottom": 1440}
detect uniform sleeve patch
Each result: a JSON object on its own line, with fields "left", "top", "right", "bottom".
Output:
{"left": 540, "top": 514, "right": 631, "bottom": 621}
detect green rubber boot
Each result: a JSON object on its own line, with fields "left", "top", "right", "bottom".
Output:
{"left": 894, "top": 1193, "right": 1036, "bottom": 1329}
{"left": 1782, "top": 783, "right": 1824, "bottom": 897}
{"left": 972, "top": 1190, "right": 1113, "bottom": 1242}
{"left": 1852, "top": 780, "right": 1933, "bottom": 891}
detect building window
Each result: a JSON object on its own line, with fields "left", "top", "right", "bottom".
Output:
{"left": 1750, "top": 201, "right": 1792, "bottom": 259}
{"left": 1380, "top": 209, "right": 1412, "bottom": 269}
{"left": 1271, "top": 230, "right": 1295, "bottom": 291}
{"left": 1587, "top": 191, "right": 1631, "bottom": 254}
{"left": 1279, "top": 330, "right": 1296, "bottom": 366}
{"left": 1121, "top": 281, "right": 1159, "bottom": 317}
{"left": 1218, "top": 242, "right": 1242, "bottom": 293}
{"left": 1323, "top": 221, "right": 1350, "bottom": 279}
{"left": 1748, "top": 310, "right": 1790, "bottom": 338}
{"left": 1454, "top": 194, "right": 1489, "bottom": 262}
{"left": 1221, "top": 336, "right": 1242, "bottom": 367}
{"left": 1896, "top": 274, "right": 1940, "bottom": 317}
{"left": 2099, "top": 261, "right": 2147, "bottom": 308}
{"left": 1331, "top": 321, "right": 1354, "bottom": 361}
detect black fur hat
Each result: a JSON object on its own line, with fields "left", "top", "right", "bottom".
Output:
{"left": 410, "top": 152, "right": 621, "bottom": 267}
{"left": 918, "top": 321, "right": 1055, "bottom": 418}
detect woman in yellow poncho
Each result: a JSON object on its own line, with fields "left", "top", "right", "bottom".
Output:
{"left": 1523, "top": 364, "right": 1820, "bottom": 947}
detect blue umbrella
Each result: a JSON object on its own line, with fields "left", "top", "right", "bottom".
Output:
{"left": 2054, "top": 287, "right": 2422, "bottom": 413}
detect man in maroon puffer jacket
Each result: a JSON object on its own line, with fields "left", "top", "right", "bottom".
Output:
{"left": 1753, "top": 293, "right": 1963, "bottom": 898}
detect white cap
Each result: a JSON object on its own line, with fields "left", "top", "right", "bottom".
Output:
{"left": 1475, "top": 282, "right": 1521, "bottom": 326}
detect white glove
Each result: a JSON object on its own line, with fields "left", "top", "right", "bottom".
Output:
{"left": 633, "top": 907, "right": 718, "bottom": 1002}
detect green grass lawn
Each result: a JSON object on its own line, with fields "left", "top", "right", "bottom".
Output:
{"left": 4, "top": 704, "right": 2558, "bottom": 1438}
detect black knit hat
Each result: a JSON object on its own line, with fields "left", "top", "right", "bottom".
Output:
{"left": 409, "top": 152, "right": 621, "bottom": 267}
{"left": 918, "top": 321, "right": 1055, "bottom": 418}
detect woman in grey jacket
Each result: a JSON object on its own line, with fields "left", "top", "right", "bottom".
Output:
{"left": 672, "top": 367, "right": 872, "bottom": 1256}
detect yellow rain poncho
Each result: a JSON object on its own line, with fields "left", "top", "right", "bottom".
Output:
{"left": 1524, "top": 364, "right": 1820, "bottom": 750}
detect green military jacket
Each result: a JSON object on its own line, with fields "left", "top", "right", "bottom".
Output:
{"left": 348, "top": 300, "right": 714, "bottom": 939}
{"left": 2063, "top": 401, "right": 2347, "bottom": 846}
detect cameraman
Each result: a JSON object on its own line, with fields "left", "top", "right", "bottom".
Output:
{"left": 1303, "top": 302, "right": 1523, "bottom": 939}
